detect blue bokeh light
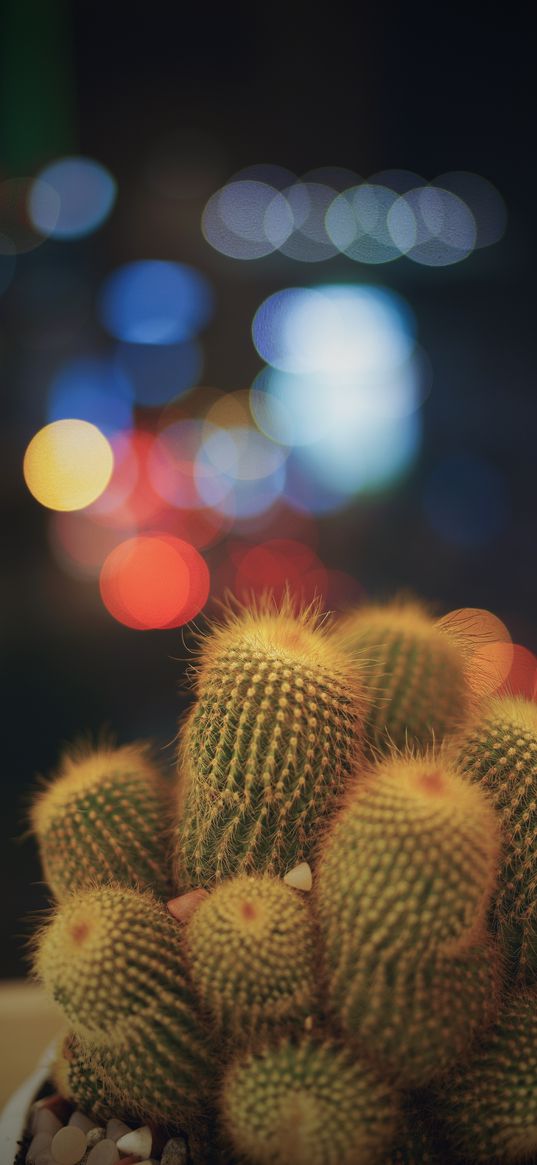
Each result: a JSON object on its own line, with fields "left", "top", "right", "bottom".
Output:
{"left": 114, "top": 339, "right": 203, "bottom": 406}
{"left": 29, "top": 156, "right": 117, "bottom": 239}
{"left": 423, "top": 454, "right": 509, "bottom": 547}
{"left": 98, "top": 261, "right": 214, "bottom": 345}
{"left": 47, "top": 355, "right": 133, "bottom": 436}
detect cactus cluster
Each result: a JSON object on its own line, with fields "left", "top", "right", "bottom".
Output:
{"left": 28, "top": 595, "right": 537, "bottom": 1164}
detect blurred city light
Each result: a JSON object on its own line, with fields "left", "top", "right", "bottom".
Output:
{"left": 276, "top": 182, "right": 339, "bottom": 261}
{"left": 98, "top": 260, "right": 214, "bottom": 344}
{"left": 423, "top": 453, "right": 509, "bottom": 546}
{"left": 326, "top": 184, "right": 402, "bottom": 264}
{"left": 99, "top": 534, "right": 209, "bottom": 629}
{"left": 252, "top": 285, "right": 415, "bottom": 374}
{"left": 387, "top": 186, "right": 477, "bottom": 265}
{"left": 114, "top": 339, "right": 202, "bottom": 406}
{"left": 434, "top": 172, "right": 507, "bottom": 248}
{"left": 29, "top": 156, "right": 117, "bottom": 239}
{"left": 438, "top": 607, "right": 514, "bottom": 697}
{"left": 194, "top": 426, "right": 287, "bottom": 518}
{"left": 88, "top": 430, "right": 165, "bottom": 528}
{"left": 23, "top": 419, "right": 113, "bottom": 511}
{"left": 1, "top": 177, "right": 60, "bottom": 253}
{"left": 202, "top": 180, "right": 294, "bottom": 259}
{"left": 48, "top": 355, "right": 133, "bottom": 436}
{"left": 49, "top": 511, "right": 134, "bottom": 580}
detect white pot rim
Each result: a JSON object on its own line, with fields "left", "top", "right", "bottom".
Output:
{"left": 0, "top": 1041, "right": 57, "bottom": 1164}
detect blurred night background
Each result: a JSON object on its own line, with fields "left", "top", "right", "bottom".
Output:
{"left": 1, "top": 3, "right": 535, "bottom": 976}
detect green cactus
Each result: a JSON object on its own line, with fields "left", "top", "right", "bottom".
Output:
{"left": 185, "top": 873, "right": 317, "bottom": 1040}
{"left": 316, "top": 753, "right": 500, "bottom": 962}
{"left": 30, "top": 742, "right": 173, "bottom": 901}
{"left": 219, "top": 1036, "right": 400, "bottom": 1165}
{"left": 174, "top": 598, "right": 367, "bottom": 889}
{"left": 334, "top": 600, "right": 471, "bottom": 753}
{"left": 52, "top": 1032, "right": 122, "bottom": 1124}
{"left": 438, "top": 988, "right": 537, "bottom": 1162}
{"left": 34, "top": 884, "right": 215, "bottom": 1124}
{"left": 315, "top": 754, "right": 501, "bottom": 1084}
{"left": 454, "top": 695, "right": 537, "bottom": 979}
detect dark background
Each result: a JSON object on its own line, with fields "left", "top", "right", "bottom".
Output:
{"left": 1, "top": 3, "right": 535, "bottom": 976}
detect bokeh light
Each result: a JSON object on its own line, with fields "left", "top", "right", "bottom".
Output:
{"left": 1, "top": 177, "right": 60, "bottom": 253}
{"left": 98, "top": 260, "right": 214, "bottom": 344}
{"left": 326, "top": 184, "right": 402, "bottom": 264}
{"left": 88, "top": 430, "right": 165, "bottom": 528}
{"left": 114, "top": 339, "right": 202, "bottom": 406}
{"left": 23, "top": 419, "right": 113, "bottom": 511}
{"left": 276, "top": 182, "right": 339, "bottom": 262}
{"left": 99, "top": 534, "right": 209, "bottom": 629}
{"left": 497, "top": 644, "right": 537, "bottom": 700}
{"left": 49, "top": 511, "right": 135, "bottom": 580}
{"left": 438, "top": 607, "right": 514, "bottom": 697}
{"left": 434, "top": 172, "right": 507, "bottom": 248}
{"left": 29, "top": 157, "right": 117, "bottom": 239}
{"left": 48, "top": 355, "right": 133, "bottom": 436}
{"left": 194, "top": 426, "right": 287, "bottom": 518}
{"left": 252, "top": 285, "right": 415, "bottom": 374}
{"left": 423, "top": 453, "right": 509, "bottom": 547}
{"left": 202, "top": 180, "right": 293, "bottom": 259}
{"left": 387, "top": 186, "right": 477, "bottom": 265}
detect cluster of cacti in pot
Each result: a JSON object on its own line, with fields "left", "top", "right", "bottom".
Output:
{"left": 28, "top": 595, "right": 537, "bottom": 1164}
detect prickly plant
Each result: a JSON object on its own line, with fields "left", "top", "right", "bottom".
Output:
{"left": 174, "top": 598, "right": 367, "bottom": 888}
{"left": 52, "top": 1032, "right": 121, "bottom": 1124}
{"left": 334, "top": 600, "right": 471, "bottom": 752}
{"left": 34, "top": 884, "right": 214, "bottom": 1124}
{"left": 454, "top": 695, "right": 537, "bottom": 979}
{"left": 316, "top": 754, "right": 500, "bottom": 962}
{"left": 438, "top": 988, "right": 537, "bottom": 1162}
{"left": 315, "top": 753, "right": 501, "bottom": 1083}
{"left": 219, "top": 1036, "right": 400, "bottom": 1165}
{"left": 185, "top": 873, "right": 317, "bottom": 1040}
{"left": 386, "top": 1096, "right": 448, "bottom": 1164}
{"left": 30, "top": 743, "right": 173, "bottom": 901}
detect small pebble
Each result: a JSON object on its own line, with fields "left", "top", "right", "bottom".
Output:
{"left": 105, "top": 1118, "right": 132, "bottom": 1142}
{"left": 167, "top": 888, "right": 208, "bottom": 923}
{"left": 116, "top": 1128, "right": 152, "bottom": 1159}
{"left": 86, "top": 1130, "right": 106, "bottom": 1148}
{"left": 283, "top": 861, "right": 312, "bottom": 891}
{"left": 27, "top": 1133, "right": 53, "bottom": 1163}
{"left": 161, "top": 1137, "right": 188, "bottom": 1165}
{"left": 69, "top": 1113, "right": 97, "bottom": 1134}
{"left": 50, "top": 1126, "right": 87, "bottom": 1165}
{"left": 34, "top": 1109, "right": 63, "bottom": 1137}
{"left": 85, "top": 1139, "right": 119, "bottom": 1165}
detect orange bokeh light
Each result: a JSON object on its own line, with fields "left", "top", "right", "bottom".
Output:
{"left": 497, "top": 644, "right": 537, "bottom": 700}
{"left": 438, "top": 607, "right": 514, "bottom": 698}
{"left": 99, "top": 534, "right": 209, "bottom": 630}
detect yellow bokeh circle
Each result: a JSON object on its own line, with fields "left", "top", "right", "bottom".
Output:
{"left": 23, "top": 419, "right": 114, "bottom": 511}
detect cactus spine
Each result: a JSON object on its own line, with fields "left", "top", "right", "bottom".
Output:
{"left": 52, "top": 1032, "right": 121, "bottom": 1124}
{"left": 30, "top": 743, "right": 173, "bottom": 901}
{"left": 34, "top": 885, "right": 214, "bottom": 1123}
{"left": 174, "top": 599, "right": 367, "bottom": 888}
{"left": 185, "top": 874, "right": 317, "bottom": 1040}
{"left": 220, "top": 1037, "right": 400, "bottom": 1165}
{"left": 335, "top": 600, "right": 471, "bottom": 752}
{"left": 454, "top": 695, "right": 537, "bottom": 978}
{"left": 438, "top": 989, "right": 537, "bottom": 1162}
{"left": 315, "top": 754, "right": 501, "bottom": 1083}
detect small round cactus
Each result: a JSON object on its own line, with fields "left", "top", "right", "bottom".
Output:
{"left": 185, "top": 873, "right": 317, "bottom": 1040}
{"left": 174, "top": 598, "right": 367, "bottom": 888}
{"left": 334, "top": 599, "right": 471, "bottom": 752}
{"left": 30, "top": 742, "right": 173, "bottom": 900}
{"left": 316, "top": 753, "right": 500, "bottom": 965}
{"left": 34, "top": 884, "right": 214, "bottom": 1123}
{"left": 220, "top": 1037, "right": 400, "bottom": 1165}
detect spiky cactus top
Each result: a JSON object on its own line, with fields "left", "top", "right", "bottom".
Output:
{"left": 174, "top": 598, "right": 368, "bottom": 888}
{"left": 335, "top": 600, "right": 471, "bottom": 752}
{"left": 27, "top": 593, "right": 537, "bottom": 1164}
{"left": 30, "top": 742, "right": 172, "bottom": 900}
